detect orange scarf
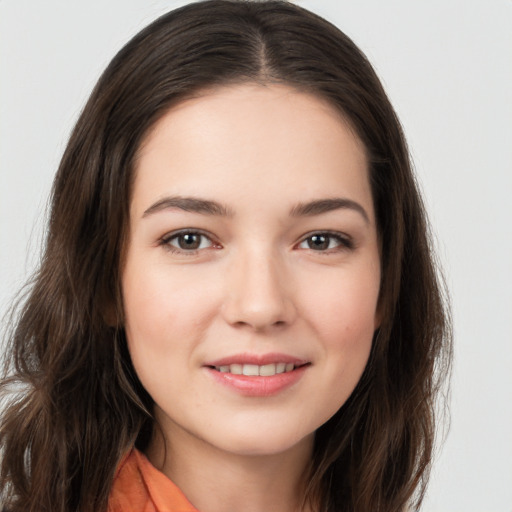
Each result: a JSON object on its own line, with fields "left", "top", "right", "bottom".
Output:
{"left": 108, "top": 449, "right": 199, "bottom": 512}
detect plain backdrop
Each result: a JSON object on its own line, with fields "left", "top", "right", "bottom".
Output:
{"left": 1, "top": 1, "right": 511, "bottom": 510}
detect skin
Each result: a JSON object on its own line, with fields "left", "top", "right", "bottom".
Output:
{"left": 122, "top": 83, "right": 381, "bottom": 512}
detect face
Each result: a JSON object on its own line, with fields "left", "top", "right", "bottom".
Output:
{"left": 122, "top": 83, "right": 381, "bottom": 460}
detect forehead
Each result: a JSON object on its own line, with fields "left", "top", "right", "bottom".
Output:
{"left": 132, "top": 83, "right": 372, "bottom": 219}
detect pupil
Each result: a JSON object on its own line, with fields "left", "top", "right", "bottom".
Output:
{"left": 309, "top": 235, "right": 328, "bottom": 250}
{"left": 179, "top": 233, "right": 200, "bottom": 250}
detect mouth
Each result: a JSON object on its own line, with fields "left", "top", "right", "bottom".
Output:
{"left": 207, "top": 362, "right": 310, "bottom": 376}
{"left": 203, "top": 354, "right": 311, "bottom": 396}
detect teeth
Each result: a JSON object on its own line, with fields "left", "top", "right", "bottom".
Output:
{"left": 259, "top": 363, "right": 276, "bottom": 376}
{"left": 215, "top": 363, "right": 298, "bottom": 376}
{"left": 230, "top": 364, "right": 243, "bottom": 375}
{"left": 242, "top": 364, "right": 259, "bottom": 376}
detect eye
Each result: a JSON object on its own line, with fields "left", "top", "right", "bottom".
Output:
{"left": 161, "top": 230, "right": 216, "bottom": 253}
{"left": 298, "top": 232, "right": 353, "bottom": 251}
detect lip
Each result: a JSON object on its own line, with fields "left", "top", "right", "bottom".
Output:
{"left": 203, "top": 353, "right": 310, "bottom": 397}
{"left": 204, "top": 352, "right": 308, "bottom": 367}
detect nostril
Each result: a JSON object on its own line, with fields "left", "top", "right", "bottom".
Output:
{"left": 220, "top": 274, "right": 297, "bottom": 330}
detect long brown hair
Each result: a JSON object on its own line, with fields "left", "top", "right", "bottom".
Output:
{"left": 0, "top": 1, "right": 452, "bottom": 511}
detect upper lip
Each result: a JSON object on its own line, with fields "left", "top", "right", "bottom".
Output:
{"left": 204, "top": 352, "right": 309, "bottom": 367}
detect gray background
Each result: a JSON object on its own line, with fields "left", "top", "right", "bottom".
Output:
{"left": 1, "top": 1, "right": 511, "bottom": 510}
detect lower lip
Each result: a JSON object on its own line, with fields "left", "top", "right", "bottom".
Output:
{"left": 205, "top": 365, "right": 308, "bottom": 397}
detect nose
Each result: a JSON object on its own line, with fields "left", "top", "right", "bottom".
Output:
{"left": 221, "top": 247, "right": 297, "bottom": 331}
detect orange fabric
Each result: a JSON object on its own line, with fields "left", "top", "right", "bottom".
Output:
{"left": 108, "top": 449, "right": 199, "bottom": 512}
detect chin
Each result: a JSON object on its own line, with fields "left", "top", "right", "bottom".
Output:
{"left": 202, "top": 423, "right": 315, "bottom": 458}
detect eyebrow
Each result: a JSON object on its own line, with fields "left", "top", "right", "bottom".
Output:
{"left": 142, "top": 195, "right": 369, "bottom": 223}
{"left": 290, "top": 198, "right": 370, "bottom": 224}
{"left": 143, "top": 196, "right": 234, "bottom": 218}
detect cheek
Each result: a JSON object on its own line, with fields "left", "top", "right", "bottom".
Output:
{"left": 123, "top": 259, "right": 210, "bottom": 330}
{"left": 122, "top": 260, "right": 221, "bottom": 373}
{"left": 298, "top": 264, "right": 379, "bottom": 406}
{"left": 122, "top": 271, "right": 198, "bottom": 407}
{"left": 300, "top": 266, "right": 380, "bottom": 342}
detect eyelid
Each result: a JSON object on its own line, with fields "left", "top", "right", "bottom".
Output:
{"left": 296, "top": 230, "right": 354, "bottom": 251}
{"left": 159, "top": 229, "right": 354, "bottom": 255}
{"left": 160, "top": 229, "right": 220, "bottom": 254}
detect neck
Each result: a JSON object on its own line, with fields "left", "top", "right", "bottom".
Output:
{"left": 146, "top": 423, "right": 315, "bottom": 512}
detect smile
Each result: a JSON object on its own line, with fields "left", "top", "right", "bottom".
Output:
{"left": 212, "top": 362, "right": 298, "bottom": 376}
{"left": 204, "top": 355, "right": 310, "bottom": 397}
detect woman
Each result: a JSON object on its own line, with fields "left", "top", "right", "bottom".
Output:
{"left": 0, "top": 1, "right": 452, "bottom": 511}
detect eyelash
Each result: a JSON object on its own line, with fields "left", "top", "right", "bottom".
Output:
{"left": 159, "top": 230, "right": 354, "bottom": 255}
{"left": 160, "top": 230, "right": 217, "bottom": 255}
{"left": 297, "top": 231, "right": 354, "bottom": 252}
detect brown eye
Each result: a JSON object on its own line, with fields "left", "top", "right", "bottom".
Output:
{"left": 298, "top": 232, "right": 353, "bottom": 252}
{"left": 307, "top": 234, "right": 330, "bottom": 250}
{"left": 176, "top": 233, "right": 202, "bottom": 250}
{"left": 164, "top": 231, "right": 214, "bottom": 252}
